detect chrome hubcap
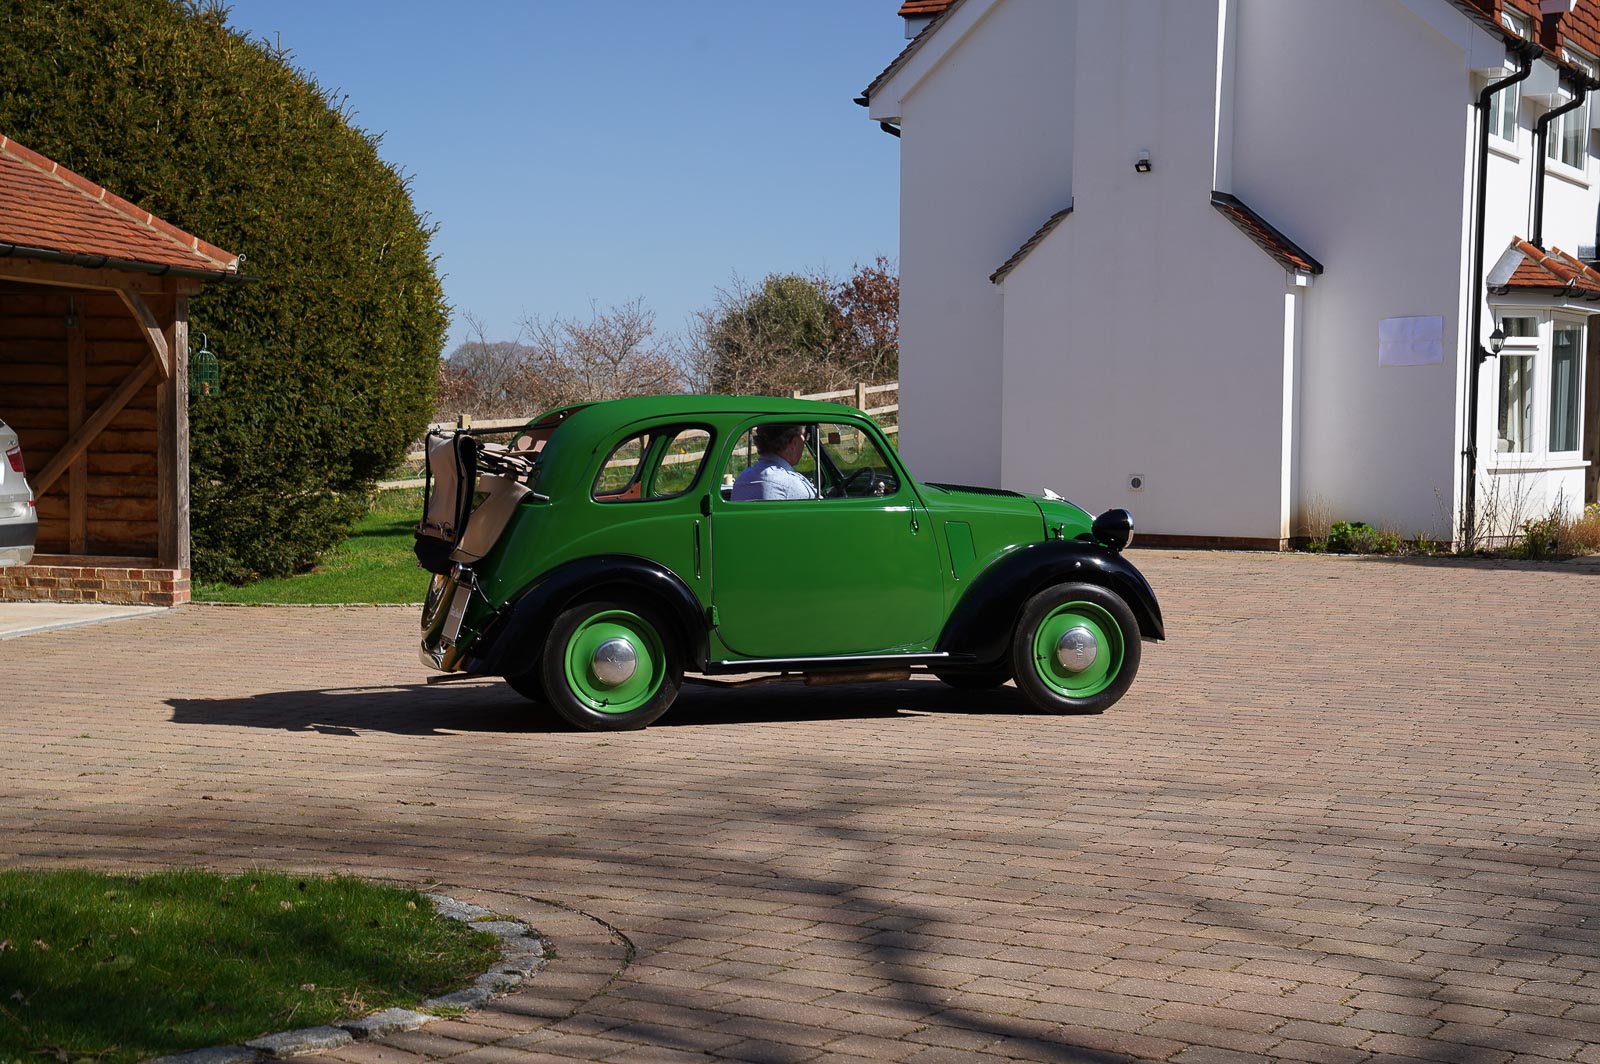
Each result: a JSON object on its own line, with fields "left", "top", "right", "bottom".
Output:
{"left": 591, "top": 637, "right": 639, "bottom": 687}
{"left": 1055, "top": 626, "right": 1099, "bottom": 673}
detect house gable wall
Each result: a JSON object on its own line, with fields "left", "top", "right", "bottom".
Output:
{"left": 1231, "top": 0, "right": 1478, "bottom": 539}
{"left": 997, "top": 0, "right": 1293, "bottom": 539}
{"left": 892, "top": 0, "right": 1076, "bottom": 485}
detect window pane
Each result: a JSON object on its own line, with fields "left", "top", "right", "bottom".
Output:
{"left": 725, "top": 424, "right": 818, "bottom": 501}
{"left": 1550, "top": 326, "right": 1582, "bottom": 451}
{"left": 1501, "top": 316, "right": 1536, "bottom": 338}
{"left": 1493, "top": 86, "right": 1518, "bottom": 142}
{"left": 1497, "top": 355, "right": 1534, "bottom": 453}
{"left": 1562, "top": 104, "right": 1587, "bottom": 167}
{"left": 650, "top": 428, "right": 711, "bottom": 498}
{"left": 594, "top": 434, "right": 648, "bottom": 500}
{"left": 819, "top": 422, "right": 900, "bottom": 498}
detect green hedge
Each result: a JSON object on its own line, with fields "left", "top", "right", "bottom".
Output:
{"left": 0, "top": 0, "right": 447, "bottom": 581}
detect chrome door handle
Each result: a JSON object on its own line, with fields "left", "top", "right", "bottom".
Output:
{"left": 910, "top": 516, "right": 920, "bottom": 534}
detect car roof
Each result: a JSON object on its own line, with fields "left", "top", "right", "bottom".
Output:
{"left": 547, "top": 394, "right": 866, "bottom": 441}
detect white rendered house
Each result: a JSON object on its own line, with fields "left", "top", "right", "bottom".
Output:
{"left": 862, "top": 0, "right": 1600, "bottom": 546}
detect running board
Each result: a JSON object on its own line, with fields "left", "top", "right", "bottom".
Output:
{"left": 701, "top": 651, "right": 949, "bottom": 675}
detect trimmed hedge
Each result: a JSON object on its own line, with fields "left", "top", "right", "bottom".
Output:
{"left": 0, "top": 0, "right": 447, "bottom": 581}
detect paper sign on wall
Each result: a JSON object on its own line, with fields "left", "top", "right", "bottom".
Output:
{"left": 1378, "top": 316, "right": 1444, "bottom": 366}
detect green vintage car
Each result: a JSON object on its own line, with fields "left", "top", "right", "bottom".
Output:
{"left": 415, "top": 395, "right": 1163, "bottom": 730}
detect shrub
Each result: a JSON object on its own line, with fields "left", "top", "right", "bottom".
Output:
{"left": 1323, "top": 521, "right": 1401, "bottom": 555}
{"left": 1572, "top": 503, "right": 1600, "bottom": 551}
{"left": 0, "top": 0, "right": 447, "bottom": 581}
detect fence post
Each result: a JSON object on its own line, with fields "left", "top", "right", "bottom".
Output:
{"left": 456, "top": 414, "right": 472, "bottom": 431}
{"left": 856, "top": 381, "right": 868, "bottom": 411}
{"left": 792, "top": 389, "right": 804, "bottom": 400}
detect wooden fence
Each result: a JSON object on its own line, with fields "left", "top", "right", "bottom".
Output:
{"left": 378, "top": 382, "right": 898, "bottom": 491}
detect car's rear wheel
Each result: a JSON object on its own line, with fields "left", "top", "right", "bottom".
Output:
{"left": 1009, "top": 582, "right": 1140, "bottom": 714}
{"left": 932, "top": 667, "right": 1011, "bottom": 690}
{"left": 541, "top": 600, "right": 682, "bottom": 731}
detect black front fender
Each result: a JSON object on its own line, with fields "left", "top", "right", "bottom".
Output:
{"left": 469, "top": 555, "right": 709, "bottom": 676}
{"left": 936, "top": 541, "right": 1165, "bottom": 667}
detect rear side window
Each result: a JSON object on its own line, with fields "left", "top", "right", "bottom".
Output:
{"left": 650, "top": 428, "right": 712, "bottom": 499}
{"left": 593, "top": 426, "right": 713, "bottom": 503}
{"left": 594, "top": 434, "right": 649, "bottom": 501}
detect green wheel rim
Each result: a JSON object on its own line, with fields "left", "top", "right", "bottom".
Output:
{"left": 562, "top": 609, "right": 665, "bottom": 714}
{"left": 1031, "top": 600, "right": 1123, "bottom": 698}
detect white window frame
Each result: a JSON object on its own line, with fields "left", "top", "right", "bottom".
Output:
{"left": 1491, "top": 8, "right": 1533, "bottom": 149}
{"left": 1487, "top": 309, "right": 1589, "bottom": 469}
{"left": 1546, "top": 47, "right": 1597, "bottom": 178}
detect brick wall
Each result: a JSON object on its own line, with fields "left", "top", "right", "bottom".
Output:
{"left": 0, "top": 557, "right": 189, "bottom": 606}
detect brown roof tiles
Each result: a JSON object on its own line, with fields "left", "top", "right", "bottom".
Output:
{"left": 0, "top": 134, "right": 237, "bottom": 277}
{"left": 1491, "top": 237, "right": 1600, "bottom": 294}
{"left": 1210, "top": 192, "right": 1323, "bottom": 275}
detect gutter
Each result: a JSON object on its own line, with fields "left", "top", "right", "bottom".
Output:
{"left": 0, "top": 241, "right": 248, "bottom": 283}
{"left": 1531, "top": 74, "right": 1593, "bottom": 247}
{"left": 1463, "top": 42, "right": 1539, "bottom": 547}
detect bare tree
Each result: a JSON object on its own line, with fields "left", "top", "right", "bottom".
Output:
{"left": 683, "top": 261, "right": 899, "bottom": 398}
{"left": 436, "top": 303, "right": 685, "bottom": 420}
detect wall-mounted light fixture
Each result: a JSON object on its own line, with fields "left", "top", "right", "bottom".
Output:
{"left": 1488, "top": 325, "right": 1506, "bottom": 355}
{"left": 1134, "top": 150, "right": 1152, "bottom": 174}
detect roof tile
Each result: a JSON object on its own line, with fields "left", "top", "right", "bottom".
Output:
{"left": 1210, "top": 192, "right": 1322, "bottom": 275}
{"left": 0, "top": 133, "right": 237, "bottom": 276}
{"left": 1496, "top": 237, "right": 1600, "bottom": 294}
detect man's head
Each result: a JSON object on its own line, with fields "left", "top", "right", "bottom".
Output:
{"left": 754, "top": 423, "right": 806, "bottom": 463}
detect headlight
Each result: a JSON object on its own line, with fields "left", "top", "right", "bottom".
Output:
{"left": 1092, "top": 508, "right": 1134, "bottom": 552}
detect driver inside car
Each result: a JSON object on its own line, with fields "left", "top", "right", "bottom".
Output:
{"left": 731, "top": 423, "right": 818, "bottom": 501}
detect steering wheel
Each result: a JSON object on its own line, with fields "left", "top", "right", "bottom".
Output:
{"left": 841, "top": 466, "right": 880, "bottom": 497}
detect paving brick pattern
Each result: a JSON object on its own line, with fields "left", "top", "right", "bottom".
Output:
{"left": 3, "top": 550, "right": 1598, "bottom": 1063}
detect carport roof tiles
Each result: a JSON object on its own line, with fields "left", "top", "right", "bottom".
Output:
{"left": 0, "top": 134, "right": 238, "bottom": 276}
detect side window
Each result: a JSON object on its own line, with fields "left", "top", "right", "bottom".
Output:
{"left": 819, "top": 422, "right": 900, "bottom": 499}
{"left": 649, "top": 427, "right": 712, "bottom": 498}
{"left": 723, "top": 424, "right": 819, "bottom": 501}
{"left": 594, "top": 426, "right": 715, "bottom": 503}
{"left": 594, "top": 433, "right": 649, "bottom": 501}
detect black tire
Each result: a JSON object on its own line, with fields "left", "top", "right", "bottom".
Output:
{"left": 1009, "top": 582, "right": 1141, "bottom": 715}
{"left": 540, "top": 599, "right": 683, "bottom": 731}
{"left": 932, "top": 667, "right": 1011, "bottom": 690}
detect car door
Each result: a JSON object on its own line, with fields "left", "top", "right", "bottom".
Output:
{"left": 709, "top": 419, "right": 944, "bottom": 659}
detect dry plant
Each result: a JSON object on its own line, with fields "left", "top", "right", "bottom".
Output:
{"left": 1296, "top": 494, "right": 1333, "bottom": 547}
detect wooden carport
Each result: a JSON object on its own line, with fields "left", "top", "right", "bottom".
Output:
{"left": 0, "top": 134, "right": 239, "bottom": 605}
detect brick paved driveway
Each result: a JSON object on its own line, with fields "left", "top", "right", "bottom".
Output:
{"left": 4, "top": 551, "right": 1600, "bottom": 1064}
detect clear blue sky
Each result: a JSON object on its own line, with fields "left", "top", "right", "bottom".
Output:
{"left": 220, "top": 0, "right": 907, "bottom": 353}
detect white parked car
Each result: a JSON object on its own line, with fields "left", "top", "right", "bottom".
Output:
{"left": 0, "top": 419, "right": 37, "bottom": 567}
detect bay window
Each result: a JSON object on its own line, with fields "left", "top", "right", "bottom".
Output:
{"left": 1491, "top": 312, "right": 1587, "bottom": 462}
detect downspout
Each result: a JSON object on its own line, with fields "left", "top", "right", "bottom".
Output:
{"left": 1463, "top": 43, "right": 1539, "bottom": 547}
{"left": 1532, "top": 74, "right": 1590, "bottom": 247}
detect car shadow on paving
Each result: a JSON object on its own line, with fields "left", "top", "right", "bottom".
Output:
{"left": 164, "top": 677, "right": 1050, "bottom": 734}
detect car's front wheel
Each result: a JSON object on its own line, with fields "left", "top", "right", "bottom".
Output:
{"left": 1009, "top": 582, "right": 1140, "bottom": 714}
{"left": 541, "top": 600, "right": 682, "bottom": 730}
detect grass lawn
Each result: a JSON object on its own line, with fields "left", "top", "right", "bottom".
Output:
{"left": 0, "top": 869, "right": 501, "bottom": 1064}
{"left": 194, "top": 490, "right": 431, "bottom": 605}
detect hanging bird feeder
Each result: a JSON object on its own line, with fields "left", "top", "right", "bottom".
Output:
{"left": 191, "top": 333, "right": 220, "bottom": 397}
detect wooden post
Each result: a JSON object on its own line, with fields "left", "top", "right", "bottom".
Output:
{"left": 157, "top": 296, "right": 190, "bottom": 568}
{"left": 66, "top": 302, "right": 88, "bottom": 554}
{"left": 855, "top": 381, "right": 868, "bottom": 412}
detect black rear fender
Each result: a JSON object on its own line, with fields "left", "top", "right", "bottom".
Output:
{"left": 936, "top": 541, "right": 1165, "bottom": 666}
{"left": 469, "top": 556, "right": 709, "bottom": 677}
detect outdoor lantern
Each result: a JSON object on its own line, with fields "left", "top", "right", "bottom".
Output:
{"left": 191, "top": 333, "right": 220, "bottom": 397}
{"left": 1489, "top": 326, "right": 1506, "bottom": 356}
